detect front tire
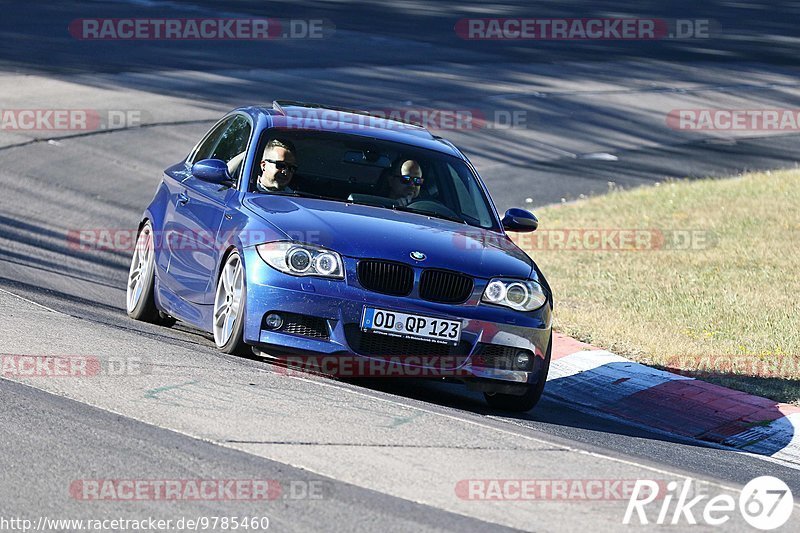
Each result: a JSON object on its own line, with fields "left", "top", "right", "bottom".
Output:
{"left": 126, "top": 222, "right": 161, "bottom": 323}
{"left": 484, "top": 332, "right": 552, "bottom": 412}
{"left": 213, "top": 251, "right": 249, "bottom": 355}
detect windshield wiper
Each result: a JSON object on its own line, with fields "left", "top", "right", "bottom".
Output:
{"left": 391, "top": 205, "right": 467, "bottom": 225}
{"left": 269, "top": 191, "right": 468, "bottom": 225}
{"left": 268, "top": 190, "right": 342, "bottom": 202}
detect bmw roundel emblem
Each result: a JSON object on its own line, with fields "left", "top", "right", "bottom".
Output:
{"left": 410, "top": 251, "right": 426, "bottom": 261}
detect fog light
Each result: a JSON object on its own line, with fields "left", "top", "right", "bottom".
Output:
{"left": 515, "top": 351, "right": 532, "bottom": 370}
{"left": 265, "top": 313, "right": 283, "bottom": 330}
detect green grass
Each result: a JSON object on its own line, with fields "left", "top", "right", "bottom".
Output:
{"left": 514, "top": 169, "right": 800, "bottom": 404}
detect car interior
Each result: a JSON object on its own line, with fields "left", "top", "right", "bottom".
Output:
{"left": 244, "top": 130, "right": 497, "bottom": 229}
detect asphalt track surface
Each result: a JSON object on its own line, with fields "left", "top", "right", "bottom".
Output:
{"left": 1, "top": 1, "right": 799, "bottom": 531}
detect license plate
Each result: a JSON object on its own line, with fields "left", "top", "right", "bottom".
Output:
{"left": 361, "top": 308, "right": 462, "bottom": 346}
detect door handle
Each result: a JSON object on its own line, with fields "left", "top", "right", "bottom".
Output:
{"left": 177, "top": 192, "right": 189, "bottom": 206}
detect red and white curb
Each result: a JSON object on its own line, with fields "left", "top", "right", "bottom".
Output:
{"left": 547, "top": 334, "right": 800, "bottom": 467}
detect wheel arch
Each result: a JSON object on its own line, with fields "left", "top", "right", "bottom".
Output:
{"left": 216, "top": 245, "right": 241, "bottom": 286}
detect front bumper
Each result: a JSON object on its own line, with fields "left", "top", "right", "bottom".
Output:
{"left": 242, "top": 248, "right": 552, "bottom": 388}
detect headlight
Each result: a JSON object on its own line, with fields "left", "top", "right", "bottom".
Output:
{"left": 256, "top": 242, "right": 344, "bottom": 279}
{"left": 481, "top": 278, "right": 546, "bottom": 311}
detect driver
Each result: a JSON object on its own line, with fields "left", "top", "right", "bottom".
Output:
{"left": 388, "top": 159, "right": 423, "bottom": 207}
{"left": 257, "top": 138, "right": 297, "bottom": 193}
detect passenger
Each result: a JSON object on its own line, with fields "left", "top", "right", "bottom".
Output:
{"left": 387, "top": 159, "right": 423, "bottom": 207}
{"left": 257, "top": 139, "right": 298, "bottom": 193}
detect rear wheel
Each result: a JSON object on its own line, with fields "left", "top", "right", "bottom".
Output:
{"left": 213, "top": 251, "right": 249, "bottom": 355}
{"left": 484, "top": 332, "right": 552, "bottom": 412}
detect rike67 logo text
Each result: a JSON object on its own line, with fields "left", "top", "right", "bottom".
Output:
{"left": 624, "top": 476, "right": 793, "bottom": 530}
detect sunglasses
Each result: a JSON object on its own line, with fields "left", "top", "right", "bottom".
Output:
{"left": 263, "top": 159, "right": 298, "bottom": 172}
{"left": 395, "top": 174, "right": 424, "bottom": 186}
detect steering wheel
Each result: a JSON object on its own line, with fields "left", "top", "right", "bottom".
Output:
{"left": 406, "top": 200, "right": 462, "bottom": 221}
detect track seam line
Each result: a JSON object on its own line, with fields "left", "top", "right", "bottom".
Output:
{"left": 223, "top": 441, "right": 560, "bottom": 450}
{"left": 0, "top": 119, "right": 215, "bottom": 153}
{"left": 0, "top": 287, "right": 63, "bottom": 314}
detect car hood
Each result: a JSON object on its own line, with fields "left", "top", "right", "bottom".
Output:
{"left": 243, "top": 195, "right": 534, "bottom": 280}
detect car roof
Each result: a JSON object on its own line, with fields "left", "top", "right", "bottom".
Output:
{"left": 239, "top": 101, "right": 464, "bottom": 158}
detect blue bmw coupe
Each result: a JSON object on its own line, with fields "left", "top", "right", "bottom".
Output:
{"left": 127, "top": 101, "right": 552, "bottom": 411}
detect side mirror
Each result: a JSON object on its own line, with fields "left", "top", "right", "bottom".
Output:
{"left": 191, "top": 159, "right": 233, "bottom": 185}
{"left": 502, "top": 208, "right": 538, "bottom": 232}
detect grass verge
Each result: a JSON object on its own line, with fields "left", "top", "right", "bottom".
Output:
{"left": 513, "top": 169, "right": 800, "bottom": 404}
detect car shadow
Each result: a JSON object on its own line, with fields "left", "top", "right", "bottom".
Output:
{"left": 320, "top": 362, "right": 797, "bottom": 459}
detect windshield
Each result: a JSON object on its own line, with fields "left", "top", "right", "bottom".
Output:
{"left": 249, "top": 129, "right": 499, "bottom": 230}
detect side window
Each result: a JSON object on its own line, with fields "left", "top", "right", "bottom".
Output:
{"left": 211, "top": 116, "right": 252, "bottom": 163}
{"left": 191, "top": 118, "right": 234, "bottom": 163}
